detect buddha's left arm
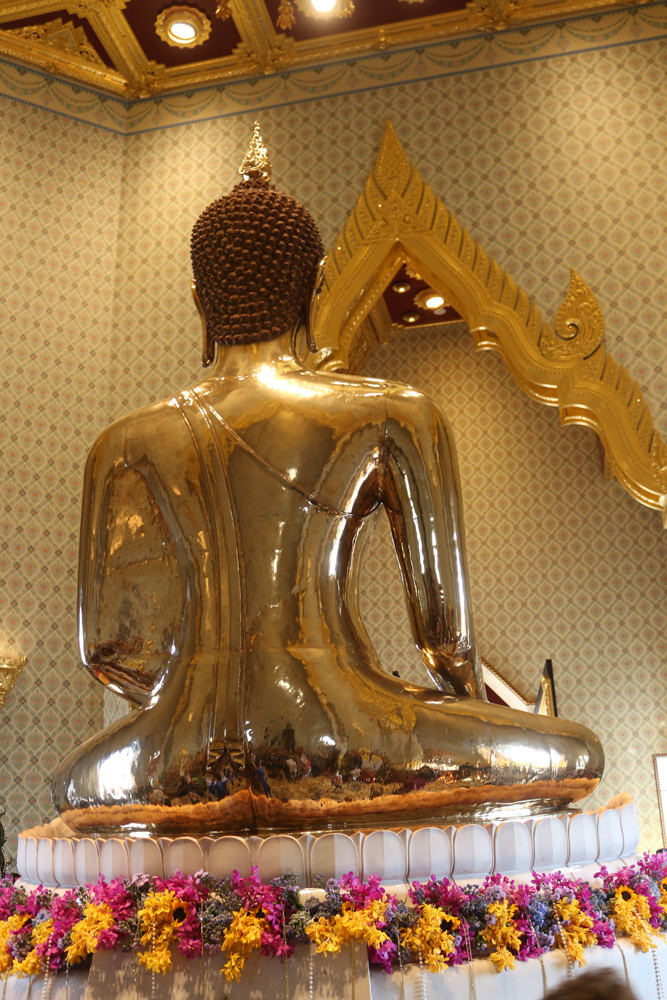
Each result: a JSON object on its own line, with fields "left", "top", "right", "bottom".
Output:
{"left": 380, "top": 389, "right": 485, "bottom": 700}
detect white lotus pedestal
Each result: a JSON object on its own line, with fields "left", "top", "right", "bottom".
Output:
{"left": 18, "top": 801, "right": 641, "bottom": 890}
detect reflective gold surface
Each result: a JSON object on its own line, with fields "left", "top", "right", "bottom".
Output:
{"left": 51, "top": 320, "right": 603, "bottom": 836}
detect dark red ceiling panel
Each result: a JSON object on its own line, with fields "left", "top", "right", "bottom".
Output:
{"left": 264, "top": 0, "right": 467, "bottom": 42}
{"left": 383, "top": 263, "right": 462, "bottom": 329}
{"left": 124, "top": 0, "right": 242, "bottom": 68}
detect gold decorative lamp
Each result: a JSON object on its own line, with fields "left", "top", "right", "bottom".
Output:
{"left": 0, "top": 656, "right": 26, "bottom": 710}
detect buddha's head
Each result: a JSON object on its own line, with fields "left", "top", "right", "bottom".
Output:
{"left": 191, "top": 124, "right": 324, "bottom": 352}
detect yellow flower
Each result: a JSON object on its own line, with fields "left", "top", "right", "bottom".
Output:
{"left": 659, "top": 878, "right": 667, "bottom": 913}
{"left": 305, "top": 899, "right": 391, "bottom": 957}
{"left": 12, "top": 919, "right": 54, "bottom": 979}
{"left": 0, "top": 915, "right": 29, "bottom": 974}
{"left": 481, "top": 900, "right": 522, "bottom": 972}
{"left": 553, "top": 898, "right": 596, "bottom": 967}
{"left": 401, "top": 904, "right": 459, "bottom": 973}
{"left": 66, "top": 902, "right": 116, "bottom": 965}
{"left": 221, "top": 909, "right": 268, "bottom": 983}
{"left": 137, "top": 890, "right": 187, "bottom": 975}
{"left": 611, "top": 886, "right": 662, "bottom": 953}
{"left": 491, "top": 945, "right": 516, "bottom": 972}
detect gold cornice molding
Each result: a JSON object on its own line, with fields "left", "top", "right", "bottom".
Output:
{"left": 0, "top": 0, "right": 648, "bottom": 98}
{"left": 308, "top": 121, "right": 667, "bottom": 523}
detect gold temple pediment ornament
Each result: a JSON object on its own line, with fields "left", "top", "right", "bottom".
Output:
{"left": 308, "top": 121, "right": 667, "bottom": 524}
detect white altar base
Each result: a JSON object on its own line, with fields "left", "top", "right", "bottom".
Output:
{"left": 4, "top": 938, "right": 667, "bottom": 1000}
{"left": 372, "top": 938, "right": 667, "bottom": 1000}
{"left": 17, "top": 801, "right": 641, "bottom": 892}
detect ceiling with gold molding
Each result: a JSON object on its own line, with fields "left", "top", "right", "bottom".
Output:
{"left": 0, "top": 0, "right": 644, "bottom": 98}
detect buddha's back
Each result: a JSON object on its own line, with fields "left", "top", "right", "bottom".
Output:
{"left": 50, "top": 133, "right": 604, "bottom": 836}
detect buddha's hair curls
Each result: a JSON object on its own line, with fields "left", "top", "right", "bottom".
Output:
{"left": 190, "top": 176, "right": 324, "bottom": 346}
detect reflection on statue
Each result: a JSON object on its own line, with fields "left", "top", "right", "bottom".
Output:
{"left": 51, "top": 128, "right": 604, "bottom": 835}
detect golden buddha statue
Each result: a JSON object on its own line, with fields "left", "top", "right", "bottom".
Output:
{"left": 51, "top": 129, "right": 603, "bottom": 836}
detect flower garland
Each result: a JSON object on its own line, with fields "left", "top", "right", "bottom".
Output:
{"left": 1, "top": 853, "right": 667, "bottom": 982}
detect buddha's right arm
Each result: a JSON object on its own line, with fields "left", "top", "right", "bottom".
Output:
{"left": 381, "top": 388, "right": 485, "bottom": 700}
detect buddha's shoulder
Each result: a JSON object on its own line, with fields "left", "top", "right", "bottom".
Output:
{"left": 291, "top": 370, "right": 431, "bottom": 404}
{"left": 88, "top": 392, "right": 195, "bottom": 450}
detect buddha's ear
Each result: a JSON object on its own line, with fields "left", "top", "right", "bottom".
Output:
{"left": 191, "top": 281, "right": 214, "bottom": 368}
{"left": 304, "top": 256, "right": 327, "bottom": 354}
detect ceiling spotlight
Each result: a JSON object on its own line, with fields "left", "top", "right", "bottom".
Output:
{"left": 302, "top": 0, "right": 355, "bottom": 20}
{"left": 169, "top": 20, "right": 197, "bottom": 41}
{"left": 392, "top": 280, "right": 411, "bottom": 294}
{"left": 402, "top": 312, "right": 420, "bottom": 325}
{"left": 414, "top": 288, "right": 448, "bottom": 311}
{"left": 155, "top": 6, "right": 212, "bottom": 48}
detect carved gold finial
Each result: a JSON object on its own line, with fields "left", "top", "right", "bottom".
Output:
{"left": 239, "top": 122, "right": 271, "bottom": 181}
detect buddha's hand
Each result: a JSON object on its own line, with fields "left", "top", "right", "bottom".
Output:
{"left": 424, "top": 649, "right": 484, "bottom": 700}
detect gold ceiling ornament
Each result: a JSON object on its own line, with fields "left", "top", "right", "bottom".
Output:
{"left": 155, "top": 6, "right": 212, "bottom": 49}
{"left": 215, "top": 0, "right": 233, "bottom": 18}
{"left": 125, "top": 63, "right": 167, "bottom": 99}
{"left": 239, "top": 121, "right": 271, "bottom": 180}
{"left": 0, "top": 655, "right": 26, "bottom": 711}
{"left": 307, "top": 121, "right": 667, "bottom": 523}
{"left": 233, "top": 34, "right": 295, "bottom": 74}
{"left": 5, "top": 16, "right": 103, "bottom": 64}
{"left": 277, "top": 0, "right": 296, "bottom": 30}
{"left": 466, "top": 0, "right": 529, "bottom": 30}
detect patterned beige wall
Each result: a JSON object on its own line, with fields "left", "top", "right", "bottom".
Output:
{"left": 0, "top": 95, "right": 123, "bottom": 861}
{"left": 1, "top": 7, "right": 667, "bottom": 859}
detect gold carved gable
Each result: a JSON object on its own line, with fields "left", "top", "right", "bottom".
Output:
{"left": 308, "top": 121, "right": 667, "bottom": 523}
{"left": 5, "top": 16, "right": 104, "bottom": 65}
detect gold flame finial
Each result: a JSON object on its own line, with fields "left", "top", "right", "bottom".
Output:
{"left": 239, "top": 122, "right": 271, "bottom": 181}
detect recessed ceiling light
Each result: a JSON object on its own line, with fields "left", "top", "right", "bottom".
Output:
{"left": 155, "top": 6, "right": 212, "bottom": 48}
{"left": 303, "top": 0, "right": 355, "bottom": 20}
{"left": 392, "top": 280, "right": 411, "bottom": 294}
{"left": 414, "top": 287, "right": 449, "bottom": 311}
{"left": 169, "top": 20, "right": 197, "bottom": 41}
{"left": 402, "top": 312, "right": 420, "bottom": 325}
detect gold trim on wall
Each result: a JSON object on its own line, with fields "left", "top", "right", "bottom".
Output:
{"left": 308, "top": 121, "right": 667, "bottom": 524}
